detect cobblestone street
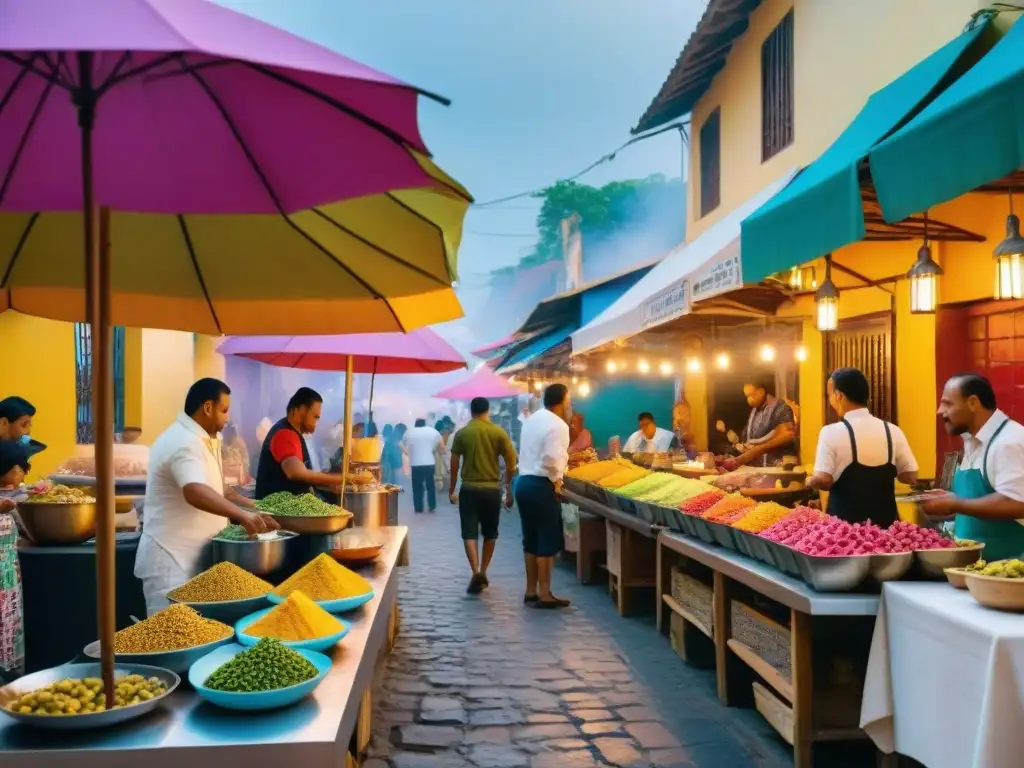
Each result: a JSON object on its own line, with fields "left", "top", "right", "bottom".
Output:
{"left": 367, "top": 495, "right": 795, "bottom": 768}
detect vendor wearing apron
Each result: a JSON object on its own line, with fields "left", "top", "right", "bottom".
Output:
{"left": 807, "top": 368, "right": 918, "bottom": 526}
{"left": 136, "top": 379, "right": 277, "bottom": 616}
{"left": 254, "top": 387, "right": 348, "bottom": 501}
{"left": 923, "top": 374, "right": 1024, "bottom": 560}
{"left": 733, "top": 376, "right": 797, "bottom": 468}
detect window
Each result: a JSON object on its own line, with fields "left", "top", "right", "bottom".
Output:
{"left": 699, "top": 108, "right": 721, "bottom": 217}
{"left": 823, "top": 313, "right": 894, "bottom": 425}
{"left": 75, "top": 324, "right": 126, "bottom": 443}
{"left": 761, "top": 9, "right": 794, "bottom": 161}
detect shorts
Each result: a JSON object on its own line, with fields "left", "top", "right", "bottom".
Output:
{"left": 515, "top": 475, "right": 564, "bottom": 557}
{"left": 459, "top": 486, "right": 501, "bottom": 541}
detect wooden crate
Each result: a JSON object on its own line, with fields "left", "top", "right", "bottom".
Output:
{"left": 731, "top": 600, "right": 792, "bottom": 683}
{"left": 671, "top": 568, "right": 714, "bottom": 636}
{"left": 753, "top": 681, "right": 794, "bottom": 745}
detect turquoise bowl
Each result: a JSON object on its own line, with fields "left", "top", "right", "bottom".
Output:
{"left": 267, "top": 589, "right": 374, "bottom": 614}
{"left": 234, "top": 607, "right": 350, "bottom": 652}
{"left": 188, "top": 643, "right": 331, "bottom": 711}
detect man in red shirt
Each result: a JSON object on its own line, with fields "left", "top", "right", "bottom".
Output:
{"left": 254, "top": 387, "right": 348, "bottom": 499}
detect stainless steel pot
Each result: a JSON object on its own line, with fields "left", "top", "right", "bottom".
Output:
{"left": 343, "top": 487, "right": 399, "bottom": 527}
{"left": 211, "top": 532, "right": 297, "bottom": 576}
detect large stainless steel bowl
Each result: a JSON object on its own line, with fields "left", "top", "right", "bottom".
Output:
{"left": 16, "top": 502, "right": 96, "bottom": 545}
{"left": 264, "top": 510, "right": 352, "bottom": 535}
{"left": 212, "top": 531, "right": 297, "bottom": 576}
{"left": 914, "top": 544, "right": 985, "bottom": 579}
{"left": 0, "top": 662, "right": 179, "bottom": 730}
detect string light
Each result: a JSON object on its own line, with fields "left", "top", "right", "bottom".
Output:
{"left": 659, "top": 361, "right": 673, "bottom": 376}
{"left": 606, "top": 361, "right": 618, "bottom": 374}
{"left": 795, "top": 345, "right": 808, "bottom": 363}
{"left": 533, "top": 381, "right": 543, "bottom": 391}
{"left": 578, "top": 381, "right": 592, "bottom": 397}
{"left": 759, "top": 344, "right": 776, "bottom": 363}
{"left": 715, "top": 352, "right": 730, "bottom": 370}
{"left": 685, "top": 357, "right": 702, "bottom": 373}
{"left": 638, "top": 359, "right": 651, "bottom": 374}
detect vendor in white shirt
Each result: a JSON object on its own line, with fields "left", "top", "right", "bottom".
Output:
{"left": 807, "top": 368, "right": 918, "bottom": 526}
{"left": 515, "top": 383, "right": 572, "bottom": 610}
{"left": 135, "top": 378, "right": 278, "bottom": 616}
{"left": 923, "top": 373, "right": 1024, "bottom": 561}
{"left": 622, "top": 412, "right": 679, "bottom": 454}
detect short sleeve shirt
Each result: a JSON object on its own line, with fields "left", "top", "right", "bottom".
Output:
{"left": 960, "top": 410, "right": 1024, "bottom": 525}
{"left": 451, "top": 419, "right": 517, "bottom": 488}
{"left": 814, "top": 408, "right": 918, "bottom": 481}
{"left": 269, "top": 430, "right": 303, "bottom": 464}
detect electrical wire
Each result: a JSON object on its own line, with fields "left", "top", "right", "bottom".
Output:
{"left": 471, "top": 121, "right": 689, "bottom": 208}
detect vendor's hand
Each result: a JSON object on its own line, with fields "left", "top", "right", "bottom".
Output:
{"left": 449, "top": 491, "right": 458, "bottom": 505}
{"left": 0, "top": 498, "right": 14, "bottom": 514}
{"left": 555, "top": 480, "right": 564, "bottom": 496}
{"left": 504, "top": 490, "right": 514, "bottom": 509}
{"left": 921, "top": 496, "right": 958, "bottom": 521}
{"left": 238, "top": 509, "right": 280, "bottom": 535}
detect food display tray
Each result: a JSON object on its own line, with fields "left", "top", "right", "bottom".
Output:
{"left": 791, "top": 550, "right": 872, "bottom": 592}
{"left": 706, "top": 520, "right": 738, "bottom": 551}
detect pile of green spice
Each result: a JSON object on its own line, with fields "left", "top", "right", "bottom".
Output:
{"left": 215, "top": 524, "right": 252, "bottom": 541}
{"left": 204, "top": 638, "right": 318, "bottom": 692}
{"left": 256, "top": 492, "right": 345, "bottom": 518}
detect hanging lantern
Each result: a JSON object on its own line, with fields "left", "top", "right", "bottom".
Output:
{"left": 995, "top": 192, "right": 1024, "bottom": 300}
{"left": 907, "top": 212, "right": 942, "bottom": 314}
{"left": 787, "top": 265, "right": 816, "bottom": 291}
{"left": 815, "top": 255, "right": 839, "bottom": 332}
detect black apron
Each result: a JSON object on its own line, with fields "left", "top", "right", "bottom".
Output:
{"left": 827, "top": 419, "right": 899, "bottom": 527}
{"left": 254, "top": 418, "right": 313, "bottom": 500}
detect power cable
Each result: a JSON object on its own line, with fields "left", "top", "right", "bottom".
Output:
{"left": 471, "top": 121, "right": 689, "bottom": 208}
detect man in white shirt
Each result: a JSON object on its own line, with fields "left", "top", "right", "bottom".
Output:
{"left": 622, "top": 412, "right": 679, "bottom": 454}
{"left": 807, "top": 368, "right": 918, "bottom": 526}
{"left": 515, "top": 383, "right": 571, "bottom": 609}
{"left": 135, "top": 378, "right": 278, "bottom": 616}
{"left": 923, "top": 373, "right": 1024, "bottom": 560}
{"left": 405, "top": 418, "right": 442, "bottom": 513}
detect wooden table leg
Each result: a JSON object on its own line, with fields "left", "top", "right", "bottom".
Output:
{"left": 656, "top": 537, "right": 665, "bottom": 634}
{"left": 387, "top": 600, "right": 399, "bottom": 652}
{"left": 790, "top": 609, "right": 813, "bottom": 768}
{"left": 350, "top": 688, "right": 373, "bottom": 763}
{"left": 713, "top": 571, "right": 731, "bottom": 705}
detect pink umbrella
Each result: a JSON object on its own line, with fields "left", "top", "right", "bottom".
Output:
{"left": 217, "top": 330, "right": 466, "bottom": 375}
{"left": 434, "top": 365, "right": 523, "bottom": 401}
{"left": 471, "top": 335, "right": 516, "bottom": 359}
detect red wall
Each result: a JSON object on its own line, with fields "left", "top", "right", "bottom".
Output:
{"left": 935, "top": 300, "right": 1024, "bottom": 471}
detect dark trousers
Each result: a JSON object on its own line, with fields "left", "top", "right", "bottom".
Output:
{"left": 411, "top": 464, "right": 436, "bottom": 512}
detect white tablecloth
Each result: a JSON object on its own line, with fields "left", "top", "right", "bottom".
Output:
{"left": 861, "top": 582, "right": 1024, "bottom": 767}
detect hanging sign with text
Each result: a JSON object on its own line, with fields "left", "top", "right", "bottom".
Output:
{"left": 690, "top": 242, "right": 743, "bottom": 302}
{"left": 640, "top": 279, "right": 689, "bottom": 329}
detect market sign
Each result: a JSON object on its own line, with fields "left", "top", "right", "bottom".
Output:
{"left": 640, "top": 279, "right": 688, "bottom": 329}
{"left": 690, "top": 242, "right": 742, "bottom": 302}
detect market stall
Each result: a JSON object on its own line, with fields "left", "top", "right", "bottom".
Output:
{"left": 563, "top": 454, "right": 986, "bottom": 766}
{"left": 0, "top": 526, "right": 409, "bottom": 768}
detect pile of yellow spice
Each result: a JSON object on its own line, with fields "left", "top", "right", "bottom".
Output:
{"left": 246, "top": 591, "right": 344, "bottom": 641}
{"left": 167, "top": 562, "right": 273, "bottom": 603}
{"left": 273, "top": 553, "right": 372, "bottom": 602}
{"left": 114, "top": 604, "right": 232, "bottom": 653}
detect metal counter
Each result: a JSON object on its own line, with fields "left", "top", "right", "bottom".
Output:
{"left": 659, "top": 531, "right": 879, "bottom": 616}
{"left": 0, "top": 526, "right": 410, "bottom": 768}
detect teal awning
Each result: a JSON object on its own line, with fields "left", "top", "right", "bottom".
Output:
{"left": 740, "top": 21, "right": 988, "bottom": 284}
{"left": 871, "top": 18, "right": 1024, "bottom": 223}
{"left": 495, "top": 324, "right": 575, "bottom": 372}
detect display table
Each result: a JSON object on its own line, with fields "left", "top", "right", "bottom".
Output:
{"left": 861, "top": 582, "right": 1024, "bottom": 768}
{"left": 0, "top": 526, "right": 410, "bottom": 768}
{"left": 658, "top": 531, "right": 879, "bottom": 768}
{"left": 561, "top": 490, "right": 660, "bottom": 615}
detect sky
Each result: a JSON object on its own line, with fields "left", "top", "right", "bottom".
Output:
{"left": 219, "top": 1, "right": 703, "bottom": 354}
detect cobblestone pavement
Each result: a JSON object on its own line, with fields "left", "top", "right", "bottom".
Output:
{"left": 367, "top": 495, "right": 799, "bottom": 768}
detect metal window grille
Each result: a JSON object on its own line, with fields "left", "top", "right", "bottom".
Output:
{"left": 74, "top": 324, "right": 126, "bottom": 444}
{"left": 699, "top": 108, "right": 721, "bottom": 217}
{"left": 761, "top": 9, "right": 794, "bottom": 162}
{"left": 823, "top": 313, "right": 894, "bottom": 425}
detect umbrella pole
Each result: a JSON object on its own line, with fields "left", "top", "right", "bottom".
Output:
{"left": 341, "top": 355, "right": 353, "bottom": 502}
{"left": 79, "top": 49, "right": 115, "bottom": 706}
{"left": 367, "top": 358, "right": 377, "bottom": 425}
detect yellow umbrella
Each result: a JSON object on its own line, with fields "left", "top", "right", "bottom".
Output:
{"left": 0, "top": 151, "right": 470, "bottom": 334}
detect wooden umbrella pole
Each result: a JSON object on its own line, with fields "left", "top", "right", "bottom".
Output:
{"left": 79, "top": 51, "right": 115, "bottom": 707}
{"left": 340, "top": 355, "right": 354, "bottom": 501}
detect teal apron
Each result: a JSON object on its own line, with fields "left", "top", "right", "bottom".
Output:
{"left": 952, "top": 418, "right": 1024, "bottom": 561}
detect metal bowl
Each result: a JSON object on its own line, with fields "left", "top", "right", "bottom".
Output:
{"left": 0, "top": 662, "right": 179, "bottom": 730}
{"left": 913, "top": 544, "right": 985, "bottom": 579}
{"left": 83, "top": 634, "right": 233, "bottom": 674}
{"left": 868, "top": 551, "right": 914, "bottom": 582}
{"left": 16, "top": 502, "right": 96, "bottom": 545}
{"left": 212, "top": 532, "right": 297, "bottom": 577}
{"left": 263, "top": 511, "right": 352, "bottom": 536}
{"left": 793, "top": 551, "right": 872, "bottom": 592}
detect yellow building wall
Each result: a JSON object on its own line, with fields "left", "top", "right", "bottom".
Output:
{"left": 684, "top": 367, "right": 709, "bottom": 452}
{"left": 0, "top": 315, "right": 77, "bottom": 480}
{"left": 687, "top": 0, "right": 989, "bottom": 243}
{"left": 133, "top": 330, "right": 196, "bottom": 445}
{"left": 194, "top": 335, "right": 226, "bottom": 382}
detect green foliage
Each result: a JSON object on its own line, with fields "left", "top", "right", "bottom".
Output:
{"left": 491, "top": 174, "right": 681, "bottom": 279}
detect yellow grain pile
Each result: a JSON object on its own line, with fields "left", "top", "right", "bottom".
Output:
{"left": 273, "top": 553, "right": 373, "bottom": 602}
{"left": 246, "top": 591, "right": 344, "bottom": 641}
{"left": 167, "top": 562, "right": 273, "bottom": 603}
{"left": 731, "top": 502, "right": 792, "bottom": 533}
{"left": 114, "top": 604, "right": 232, "bottom": 653}
{"left": 567, "top": 458, "right": 633, "bottom": 482}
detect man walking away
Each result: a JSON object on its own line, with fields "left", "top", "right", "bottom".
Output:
{"left": 406, "top": 418, "right": 442, "bottom": 513}
{"left": 450, "top": 397, "right": 517, "bottom": 594}
{"left": 515, "top": 383, "right": 571, "bottom": 609}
